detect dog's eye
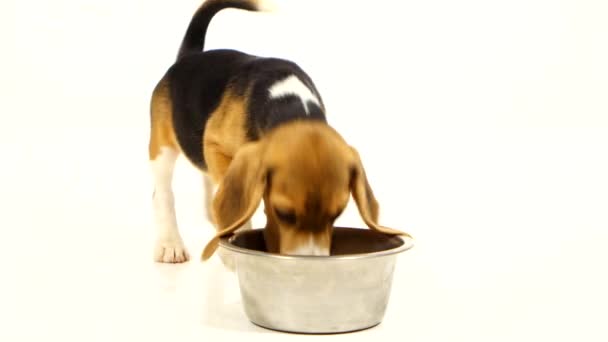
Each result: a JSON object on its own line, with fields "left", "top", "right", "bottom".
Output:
{"left": 274, "top": 208, "right": 297, "bottom": 225}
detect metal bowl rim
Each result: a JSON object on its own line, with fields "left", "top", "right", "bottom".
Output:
{"left": 218, "top": 227, "right": 414, "bottom": 261}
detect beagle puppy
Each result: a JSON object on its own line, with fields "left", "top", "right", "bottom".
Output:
{"left": 149, "top": 0, "right": 410, "bottom": 263}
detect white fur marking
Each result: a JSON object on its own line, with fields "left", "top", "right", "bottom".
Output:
{"left": 288, "top": 234, "right": 330, "bottom": 256}
{"left": 151, "top": 147, "right": 189, "bottom": 263}
{"left": 268, "top": 75, "right": 321, "bottom": 115}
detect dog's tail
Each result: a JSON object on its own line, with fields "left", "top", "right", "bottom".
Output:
{"left": 177, "top": 0, "right": 274, "bottom": 60}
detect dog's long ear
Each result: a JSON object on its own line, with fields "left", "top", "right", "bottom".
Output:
{"left": 201, "top": 142, "right": 267, "bottom": 260}
{"left": 349, "top": 147, "right": 412, "bottom": 238}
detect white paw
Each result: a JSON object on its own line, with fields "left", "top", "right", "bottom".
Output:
{"left": 154, "top": 239, "right": 190, "bottom": 263}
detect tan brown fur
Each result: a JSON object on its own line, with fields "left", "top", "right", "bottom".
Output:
{"left": 202, "top": 121, "right": 410, "bottom": 260}
{"left": 203, "top": 87, "right": 250, "bottom": 183}
{"left": 149, "top": 77, "right": 178, "bottom": 160}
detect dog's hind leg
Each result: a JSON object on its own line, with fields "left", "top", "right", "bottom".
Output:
{"left": 149, "top": 77, "right": 189, "bottom": 263}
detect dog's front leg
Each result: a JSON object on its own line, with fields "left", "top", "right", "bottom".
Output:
{"left": 203, "top": 173, "right": 217, "bottom": 224}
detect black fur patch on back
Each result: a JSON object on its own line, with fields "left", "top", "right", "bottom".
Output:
{"left": 166, "top": 49, "right": 327, "bottom": 169}
{"left": 168, "top": 50, "right": 256, "bottom": 169}
{"left": 244, "top": 58, "right": 326, "bottom": 140}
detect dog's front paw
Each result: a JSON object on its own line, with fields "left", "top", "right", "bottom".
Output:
{"left": 154, "top": 238, "right": 190, "bottom": 263}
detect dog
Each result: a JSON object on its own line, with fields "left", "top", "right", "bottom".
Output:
{"left": 149, "top": 0, "right": 410, "bottom": 263}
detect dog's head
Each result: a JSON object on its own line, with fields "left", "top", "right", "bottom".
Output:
{"left": 202, "top": 121, "right": 408, "bottom": 260}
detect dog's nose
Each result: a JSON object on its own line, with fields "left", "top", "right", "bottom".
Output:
{"left": 285, "top": 234, "right": 330, "bottom": 256}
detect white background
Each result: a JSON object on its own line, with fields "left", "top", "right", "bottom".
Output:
{"left": 1, "top": 0, "right": 607, "bottom": 341}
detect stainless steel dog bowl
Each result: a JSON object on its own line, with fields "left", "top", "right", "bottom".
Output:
{"left": 219, "top": 227, "right": 413, "bottom": 334}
